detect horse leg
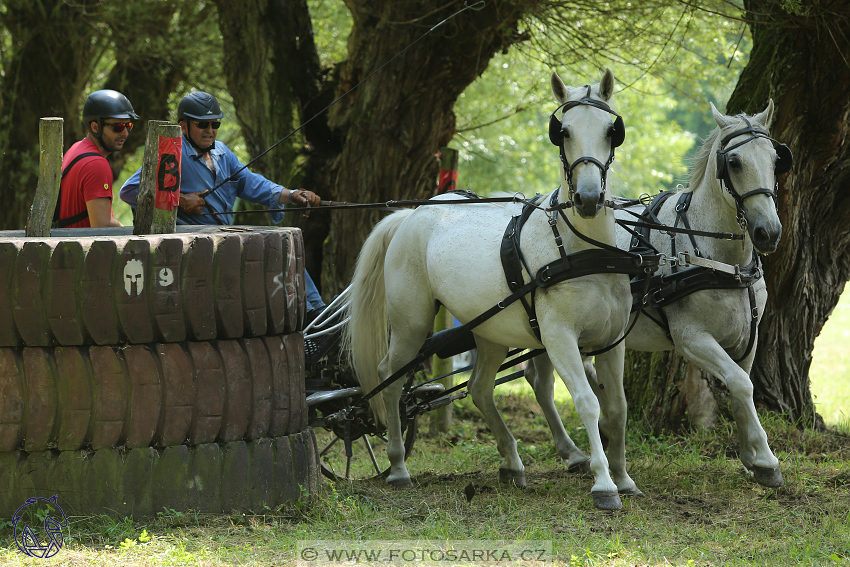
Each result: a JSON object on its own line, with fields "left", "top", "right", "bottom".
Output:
{"left": 380, "top": 300, "right": 437, "bottom": 488}
{"left": 593, "top": 344, "right": 641, "bottom": 496}
{"left": 678, "top": 335, "right": 783, "bottom": 487}
{"left": 376, "top": 354, "right": 410, "bottom": 487}
{"left": 545, "top": 338, "right": 622, "bottom": 510}
{"left": 582, "top": 357, "right": 609, "bottom": 448}
{"left": 468, "top": 340, "right": 524, "bottom": 487}
{"left": 525, "top": 354, "right": 590, "bottom": 472}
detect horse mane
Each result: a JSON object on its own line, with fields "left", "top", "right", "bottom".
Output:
{"left": 685, "top": 111, "right": 772, "bottom": 193}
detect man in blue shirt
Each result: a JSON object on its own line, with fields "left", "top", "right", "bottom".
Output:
{"left": 120, "top": 91, "right": 325, "bottom": 313}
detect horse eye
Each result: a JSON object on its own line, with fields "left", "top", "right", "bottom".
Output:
{"left": 728, "top": 157, "right": 741, "bottom": 169}
{"left": 561, "top": 127, "right": 570, "bottom": 139}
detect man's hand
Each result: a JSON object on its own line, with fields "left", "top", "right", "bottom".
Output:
{"left": 179, "top": 192, "right": 207, "bottom": 215}
{"left": 287, "top": 189, "right": 321, "bottom": 207}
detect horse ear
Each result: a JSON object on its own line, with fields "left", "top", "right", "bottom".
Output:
{"left": 551, "top": 71, "right": 567, "bottom": 104}
{"left": 599, "top": 68, "right": 615, "bottom": 101}
{"left": 754, "top": 98, "right": 775, "bottom": 129}
{"left": 711, "top": 102, "right": 731, "bottom": 129}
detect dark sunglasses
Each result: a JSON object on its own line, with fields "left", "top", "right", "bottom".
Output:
{"left": 105, "top": 122, "right": 134, "bottom": 133}
{"left": 191, "top": 120, "right": 221, "bottom": 130}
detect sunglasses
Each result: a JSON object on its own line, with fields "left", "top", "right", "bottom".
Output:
{"left": 191, "top": 120, "right": 221, "bottom": 130}
{"left": 105, "top": 122, "right": 134, "bottom": 133}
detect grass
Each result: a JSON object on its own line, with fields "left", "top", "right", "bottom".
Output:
{"left": 1, "top": 383, "right": 848, "bottom": 566}
{"left": 809, "top": 289, "right": 850, "bottom": 430}
{"left": 2, "top": 292, "right": 848, "bottom": 566}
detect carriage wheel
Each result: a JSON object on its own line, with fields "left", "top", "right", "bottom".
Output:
{"left": 316, "top": 414, "right": 418, "bottom": 482}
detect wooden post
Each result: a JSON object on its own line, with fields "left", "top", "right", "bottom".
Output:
{"left": 428, "top": 145, "right": 460, "bottom": 435}
{"left": 150, "top": 123, "right": 182, "bottom": 234}
{"left": 429, "top": 305, "right": 454, "bottom": 435}
{"left": 26, "top": 117, "right": 64, "bottom": 237}
{"left": 135, "top": 121, "right": 181, "bottom": 235}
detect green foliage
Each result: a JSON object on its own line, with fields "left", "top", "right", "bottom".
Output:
{"left": 452, "top": 1, "right": 751, "bottom": 199}
{"left": 308, "top": 0, "right": 353, "bottom": 65}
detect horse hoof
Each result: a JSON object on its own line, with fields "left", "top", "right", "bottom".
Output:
{"left": 752, "top": 465, "right": 784, "bottom": 488}
{"left": 592, "top": 491, "right": 622, "bottom": 511}
{"left": 618, "top": 487, "right": 643, "bottom": 497}
{"left": 567, "top": 458, "right": 591, "bottom": 474}
{"left": 387, "top": 476, "right": 413, "bottom": 489}
{"left": 499, "top": 468, "right": 527, "bottom": 488}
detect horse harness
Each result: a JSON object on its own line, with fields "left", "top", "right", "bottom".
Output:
{"left": 548, "top": 85, "right": 625, "bottom": 203}
{"left": 628, "top": 190, "right": 763, "bottom": 362}
{"left": 356, "top": 115, "right": 788, "bottom": 407}
{"left": 716, "top": 117, "right": 793, "bottom": 231}
{"left": 500, "top": 188, "right": 661, "bottom": 356}
{"left": 52, "top": 151, "right": 103, "bottom": 228}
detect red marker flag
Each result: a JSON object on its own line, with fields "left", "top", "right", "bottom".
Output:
{"left": 154, "top": 135, "right": 181, "bottom": 210}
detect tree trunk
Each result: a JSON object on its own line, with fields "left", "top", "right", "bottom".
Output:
{"left": 100, "top": 4, "right": 206, "bottom": 178}
{"left": 726, "top": 0, "right": 850, "bottom": 428}
{"left": 624, "top": 0, "right": 850, "bottom": 431}
{"left": 215, "top": 0, "right": 334, "bottom": 293}
{"left": 0, "top": 0, "right": 104, "bottom": 230}
{"left": 320, "top": 0, "right": 533, "bottom": 294}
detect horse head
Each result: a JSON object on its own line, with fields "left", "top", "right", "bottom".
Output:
{"left": 550, "top": 68, "right": 624, "bottom": 218}
{"left": 710, "top": 101, "right": 789, "bottom": 254}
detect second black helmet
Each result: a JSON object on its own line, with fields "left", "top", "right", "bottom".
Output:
{"left": 178, "top": 92, "right": 224, "bottom": 122}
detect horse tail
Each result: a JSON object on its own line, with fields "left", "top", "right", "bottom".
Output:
{"left": 342, "top": 209, "right": 415, "bottom": 424}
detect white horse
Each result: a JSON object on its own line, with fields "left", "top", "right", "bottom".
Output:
{"left": 526, "top": 101, "right": 787, "bottom": 488}
{"left": 343, "top": 69, "right": 642, "bottom": 510}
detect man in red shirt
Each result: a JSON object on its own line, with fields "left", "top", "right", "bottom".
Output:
{"left": 55, "top": 89, "right": 139, "bottom": 228}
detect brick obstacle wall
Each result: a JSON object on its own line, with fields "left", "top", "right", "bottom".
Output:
{"left": 0, "top": 226, "right": 319, "bottom": 518}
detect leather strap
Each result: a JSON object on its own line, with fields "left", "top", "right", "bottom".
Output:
{"left": 53, "top": 151, "right": 103, "bottom": 228}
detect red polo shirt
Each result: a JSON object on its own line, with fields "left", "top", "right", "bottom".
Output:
{"left": 57, "top": 138, "right": 113, "bottom": 228}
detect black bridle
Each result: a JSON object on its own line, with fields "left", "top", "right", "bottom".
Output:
{"left": 548, "top": 85, "right": 625, "bottom": 204}
{"left": 715, "top": 118, "right": 793, "bottom": 230}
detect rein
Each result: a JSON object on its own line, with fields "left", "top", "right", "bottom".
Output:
{"left": 197, "top": 193, "right": 750, "bottom": 245}
{"left": 200, "top": 194, "right": 540, "bottom": 216}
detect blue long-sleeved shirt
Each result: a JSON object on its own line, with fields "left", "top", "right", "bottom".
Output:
{"left": 120, "top": 136, "right": 286, "bottom": 225}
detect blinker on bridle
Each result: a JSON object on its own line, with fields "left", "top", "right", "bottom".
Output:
{"left": 548, "top": 85, "right": 625, "bottom": 203}
{"left": 715, "top": 117, "right": 793, "bottom": 230}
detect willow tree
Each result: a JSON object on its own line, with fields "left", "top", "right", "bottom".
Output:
{"left": 214, "top": 0, "right": 708, "bottom": 295}
{"left": 215, "top": 0, "right": 336, "bottom": 284}
{"left": 624, "top": 0, "right": 850, "bottom": 431}
{"left": 731, "top": 0, "right": 850, "bottom": 427}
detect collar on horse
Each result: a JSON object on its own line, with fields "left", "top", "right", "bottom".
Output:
{"left": 716, "top": 117, "right": 793, "bottom": 231}
{"left": 549, "top": 86, "right": 625, "bottom": 206}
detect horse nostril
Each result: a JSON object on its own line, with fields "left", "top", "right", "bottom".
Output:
{"left": 755, "top": 227, "right": 769, "bottom": 244}
{"left": 573, "top": 193, "right": 584, "bottom": 208}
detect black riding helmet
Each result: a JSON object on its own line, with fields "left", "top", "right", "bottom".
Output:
{"left": 177, "top": 92, "right": 224, "bottom": 122}
{"left": 82, "top": 90, "right": 139, "bottom": 138}
{"left": 177, "top": 92, "right": 224, "bottom": 153}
